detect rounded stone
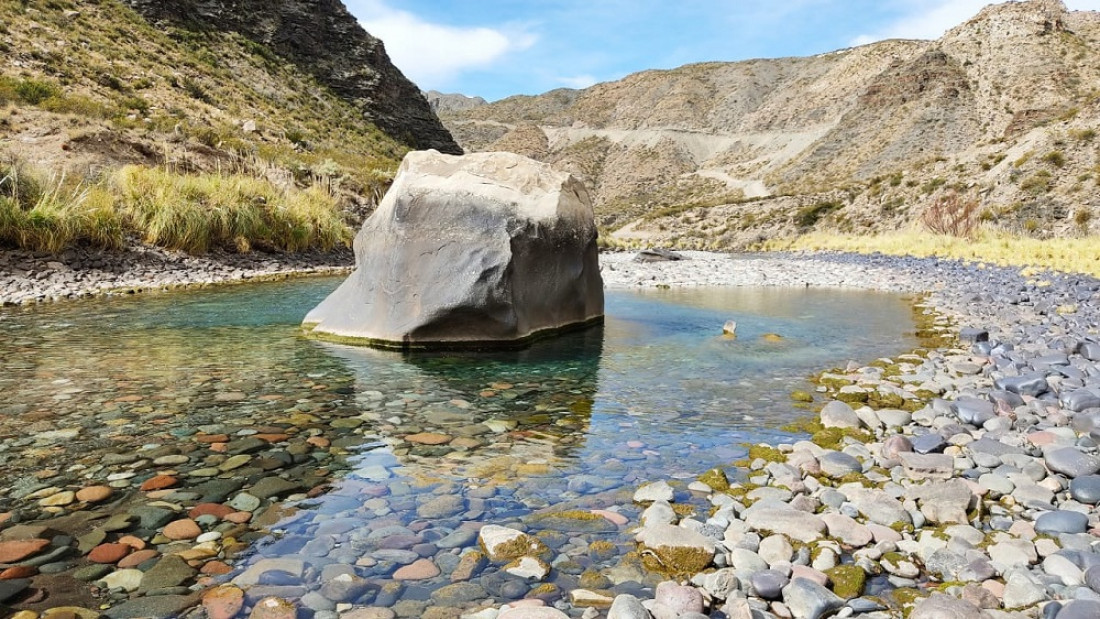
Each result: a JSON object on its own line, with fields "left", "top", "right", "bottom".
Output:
{"left": 1069, "top": 476, "right": 1100, "bottom": 504}
{"left": 88, "top": 543, "right": 131, "bottom": 564}
{"left": 752, "top": 570, "right": 790, "bottom": 600}
{"left": 1035, "top": 511, "right": 1089, "bottom": 535}
{"left": 163, "top": 519, "right": 202, "bottom": 540}
{"left": 75, "top": 486, "right": 113, "bottom": 503}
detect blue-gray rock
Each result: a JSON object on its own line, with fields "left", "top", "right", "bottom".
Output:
{"left": 955, "top": 398, "right": 996, "bottom": 426}
{"left": 1045, "top": 447, "right": 1100, "bottom": 478}
{"left": 1036, "top": 511, "right": 1090, "bottom": 535}
{"left": 970, "top": 437, "right": 1025, "bottom": 457}
{"left": 1056, "top": 600, "right": 1100, "bottom": 619}
{"left": 989, "top": 390, "right": 1025, "bottom": 410}
{"left": 911, "top": 433, "right": 947, "bottom": 454}
{"left": 752, "top": 570, "right": 789, "bottom": 600}
{"left": 1085, "top": 565, "right": 1100, "bottom": 593}
{"left": 782, "top": 577, "right": 844, "bottom": 619}
{"left": 818, "top": 452, "right": 863, "bottom": 478}
{"left": 1062, "top": 390, "right": 1100, "bottom": 413}
{"left": 995, "top": 373, "right": 1050, "bottom": 397}
{"left": 1079, "top": 343, "right": 1100, "bottom": 362}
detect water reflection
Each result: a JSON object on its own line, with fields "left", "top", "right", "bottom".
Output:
{"left": 0, "top": 278, "right": 917, "bottom": 615}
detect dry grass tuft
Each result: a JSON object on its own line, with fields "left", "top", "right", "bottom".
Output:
{"left": 764, "top": 228, "right": 1100, "bottom": 278}
{"left": 0, "top": 160, "right": 351, "bottom": 254}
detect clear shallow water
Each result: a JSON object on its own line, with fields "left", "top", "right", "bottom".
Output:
{"left": 0, "top": 278, "right": 916, "bottom": 613}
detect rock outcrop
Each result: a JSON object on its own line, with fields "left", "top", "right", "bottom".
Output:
{"left": 302, "top": 150, "right": 604, "bottom": 349}
{"left": 124, "top": 0, "right": 461, "bottom": 154}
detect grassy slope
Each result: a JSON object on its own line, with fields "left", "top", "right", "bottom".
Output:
{"left": 0, "top": 0, "right": 409, "bottom": 253}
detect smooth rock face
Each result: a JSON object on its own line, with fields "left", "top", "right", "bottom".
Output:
{"left": 303, "top": 150, "right": 604, "bottom": 349}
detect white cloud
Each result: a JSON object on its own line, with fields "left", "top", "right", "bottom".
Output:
{"left": 556, "top": 74, "right": 598, "bottom": 89}
{"left": 852, "top": 0, "right": 1100, "bottom": 46}
{"left": 353, "top": 1, "right": 537, "bottom": 90}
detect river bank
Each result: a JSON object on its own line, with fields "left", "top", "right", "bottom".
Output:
{"left": 0, "top": 245, "right": 354, "bottom": 306}
{"left": 539, "top": 251, "right": 1100, "bottom": 619}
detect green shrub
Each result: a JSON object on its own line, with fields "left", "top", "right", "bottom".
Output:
{"left": 795, "top": 201, "right": 842, "bottom": 228}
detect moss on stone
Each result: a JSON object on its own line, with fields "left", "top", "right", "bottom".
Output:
{"left": 531, "top": 510, "right": 602, "bottom": 522}
{"left": 811, "top": 427, "right": 875, "bottom": 450}
{"left": 639, "top": 543, "right": 713, "bottom": 577}
{"left": 588, "top": 540, "right": 617, "bottom": 561}
{"left": 747, "top": 444, "right": 787, "bottom": 463}
{"left": 790, "top": 390, "right": 815, "bottom": 403}
{"left": 530, "top": 583, "right": 560, "bottom": 596}
{"left": 890, "top": 587, "right": 927, "bottom": 612}
{"left": 867, "top": 392, "right": 905, "bottom": 409}
{"left": 836, "top": 390, "right": 870, "bottom": 404}
{"left": 781, "top": 417, "right": 825, "bottom": 435}
{"left": 825, "top": 565, "right": 866, "bottom": 599}
{"left": 578, "top": 569, "right": 612, "bottom": 589}
{"left": 671, "top": 503, "right": 697, "bottom": 517}
{"left": 698, "top": 467, "right": 730, "bottom": 491}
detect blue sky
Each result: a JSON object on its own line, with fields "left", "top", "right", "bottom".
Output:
{"left": 346, "top": 1, "right": 1100, "bottom": 101}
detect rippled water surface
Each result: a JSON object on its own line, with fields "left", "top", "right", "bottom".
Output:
{"left": 0, "top": 277, "right": 916, "bottom": 613}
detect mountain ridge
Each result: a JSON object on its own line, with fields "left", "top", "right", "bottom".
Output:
{"left": 441, "top": 0, "right": 1100, "bottom": 247}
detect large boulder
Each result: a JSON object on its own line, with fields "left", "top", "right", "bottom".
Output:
{"left": 303, "top": 150, "right": 604, "bottom": 349}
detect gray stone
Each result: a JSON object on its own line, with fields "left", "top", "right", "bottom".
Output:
{"left": 969, "top": 437, "right": 1025, "bottom": 457}
{"left": 955, "top": 398, "right": 996, "bottom": 426}
{"left": 1057, "top": 600, "right": 1100, "bottom": 619}
{"left": 1061, "top": 389, "right": 1100, "bottom": 413}
{"left": 752, "top": 570, "right": 789, "bottom": 600}
{"left": 995, "top": 373, "right": 1050, "bottom": 397}
{"left": 820, "top": 401, "right": 861, "bottom": 429}
{"left": 1035, "top": 511, "right": 1089, "bottom": 535}
{"left": 911, "top": 433, "right": 947, "bottom": 454}
{"left": 909, "top": 593, "right": 985, "bottom": 619}
{"left": 842, "top": 486, "right": 911, "bottom": 527}
{"left": 1003, "top": 572, "right": 1047, "bottom": 609}
{"left": 908, "top": 479, "right": 973, "bottom": 524}
{"left": 634, "top": 480, "right": 675, "bottom": 503}
{"left": 821, "top": 513, "right": 873, "bottom": 547}
{"left": 138, "top": 556, "right": 196, "bottom": 592}
{"left": 303, "top": 150, "right": 604, "bottom": 349}
{"left": 782, "top": 577, "right": 844, "bottom": 619}
{"left": 1069, "top": 476, "right": 1100, "bottom": 504}
{"left": 899, "top": 452, "right": 954, "bottom": 480}
{"left": 744, "top": 509, "right": 826, "bottom": 543}
{"left": 608, "top": 594, "right": 650, "bottom": 619}
{"left": 1046, "top": 447, "right": 1100, "bottom": 478}
{"left": 818, "top": 451, "right": 863, "bottom": 478}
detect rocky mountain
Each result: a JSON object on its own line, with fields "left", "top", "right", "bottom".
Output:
{"left": 124, "top": 0, "right": 460, "bottom": 154}
{"left": 1, "top": 0, "right": 458, "bottom": 210}
{"left": 424, "top": 90, "right": 488, "bottom": 115}
{"left": 442, "top": 0, "right": 1100, "bottom": 247}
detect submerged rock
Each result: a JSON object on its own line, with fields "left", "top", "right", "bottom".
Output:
{"left": 303, "top": 150, "right": 604, "bottom": 349}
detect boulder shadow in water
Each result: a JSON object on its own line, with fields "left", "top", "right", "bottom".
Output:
{"left": 313, "top": 323, "right": 605, "bottom": 475}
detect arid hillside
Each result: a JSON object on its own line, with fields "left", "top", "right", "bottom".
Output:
{"left": 443, "top": 0, "right": 1100, "bottom": 248}
{"left": 1, "top": 0, "right": 458, "bottom": 223}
